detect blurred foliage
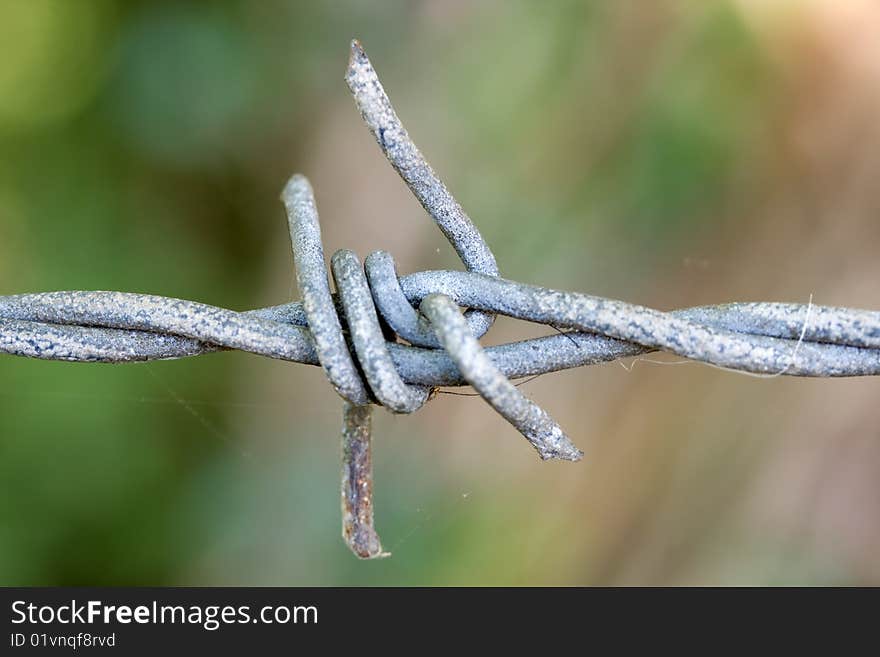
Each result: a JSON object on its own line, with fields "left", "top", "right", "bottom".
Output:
{"left": 0, "top": 0, "right": 113, "bottom": 132}
{"left": 1, "top": 0, "right": 878, "bottom": 585}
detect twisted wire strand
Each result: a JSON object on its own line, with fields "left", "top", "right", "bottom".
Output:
{"left": 3, "top": 290, "right": 878, "bottom": 377}
{"left": 398, "top": 271, "right": 880, "bottom": 376}
{"left": 1, "top": 40, "right": 879, "bottom": 559}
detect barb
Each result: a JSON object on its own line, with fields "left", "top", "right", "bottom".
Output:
{"left": 346, "top": 39, "right": 498, "bottom": 345}
{"left": 420, "top": 294, "right": 582, "bottom": 462}
{"left": 1, "top": 41, "right": 879, "bottom": 559}
{"left": 341, "top": 402, "right": 388, "bottom": 559}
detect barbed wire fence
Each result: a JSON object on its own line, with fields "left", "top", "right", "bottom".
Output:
{"left": 2, "top": 40, "right": 879, "bottom": 559}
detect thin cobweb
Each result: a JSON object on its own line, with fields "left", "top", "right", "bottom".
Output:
{"left": 143, "top": 364, "right": 251, "bottom": 458}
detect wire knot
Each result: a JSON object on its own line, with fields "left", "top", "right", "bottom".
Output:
{"left": 281, "top": 173, "right": 584, "bottom": 464}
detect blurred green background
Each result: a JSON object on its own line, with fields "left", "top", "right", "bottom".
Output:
{"left": 1, "top": 0, "right": 879, "bottom": 585}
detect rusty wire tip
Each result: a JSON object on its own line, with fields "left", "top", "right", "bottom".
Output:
{"left": 341, "top": 403, "right": 390, "bottom": 560}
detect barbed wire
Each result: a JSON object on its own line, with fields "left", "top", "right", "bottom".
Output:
{"left": 2, "top": 40, "right": 879, "bottom": 559}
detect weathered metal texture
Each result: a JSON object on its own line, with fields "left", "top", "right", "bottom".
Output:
{"left": 341, "top": 402, "right": 387, "bottom": 559}
{"left": 284, "top": 175, "right": 370, "bottom": 406}
{"left": 331, "top": 249, "right": 430, "bottom": 414}
{"left": 421, "top": 294, "right": 582, "bottom": 462}
{"left": 1, "top": 40, "right": 878, "bottom": 558}
{"left": 3, "top": 290, "right": 878, "bottom": 378}
{"left": 346, "top": 39, "right": 498, "bottom": 342}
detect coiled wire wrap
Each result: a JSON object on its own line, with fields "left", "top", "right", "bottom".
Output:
{"left": 2, "top": 41, "right": 880, "bottom": 559}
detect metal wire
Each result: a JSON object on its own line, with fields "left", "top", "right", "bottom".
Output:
{"left": 2, "top": 40, "right": 879, "bottom": 559}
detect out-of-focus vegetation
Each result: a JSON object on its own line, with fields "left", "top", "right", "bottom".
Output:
{"left": 1, "top": 0, "right": 879, "bottom": 585}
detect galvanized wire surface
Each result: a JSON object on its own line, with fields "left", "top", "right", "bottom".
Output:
{"left": 2, "top": 41, "right": 879, "bottom": 558}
